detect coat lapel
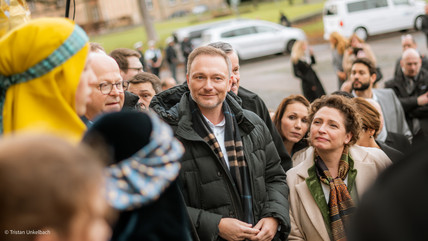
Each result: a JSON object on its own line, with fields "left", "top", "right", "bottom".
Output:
{"left": 295, "top": 150, "right": 331, "bottom": 241}
{"left": 351, "top": 147, "right": 378, "bottom": 196}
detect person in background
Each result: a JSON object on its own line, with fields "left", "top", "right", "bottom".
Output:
{"left": 161, "top": 77, "right": 177, "bottom": 91}
{"left": 145, "top": 40, "right": 162, "bottom": 77}
{"left": 134, "top": 41, "right": 147, "bottom": 72}
{"left": 0, "top": 134, "right": 110, "bottom": 241}
{"left": 393, "top": 34, "right": 428, "bottom": 78}
{"left": 421, "top": 5, "right": 428, "bottom": 48}
{"left": 385, "top": 48, "right": 428, "bottom": 143}
{"left": 110, "top": 48, "right": 143, "bottom": 82}
{"left": 84, "top": 52, "right": 124, "bottom": 123}
{"left": 83, "top": 111, "right": 195, "bottom": 241}
{"left": 291, "top": 40, "right": 326, "bottom": 102}
{"left": 354, "top": 97, "right": 404, "bottom": 163}
{"left": 272, "top": 94, "right": 310, "bottom": 162}
{"left": 0, "top": 18, "right": 94, "bottom": 143}
{"left": 127, "top": 72, "right": 161, "bottom": 110}
{"left": 279, "top": 11, "right": 291, "bottom": 27}
{"left": 287, "top": 95, "right": 391, "bottom": 241}
{"left": 181, "top": 37, "right": 193, "bottom": 75}
{"left": 329, "top": 32, "right": 348, "bottom": 89}
{"left": 341, "top": 34, "right": 377, "bottom": 92}
{"left": 165, "top": 37, "right": 178, "bottom": 81}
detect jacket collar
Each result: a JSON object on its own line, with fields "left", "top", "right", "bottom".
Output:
{"left": 175, "top": 92, "right": 255, "bottom": 141}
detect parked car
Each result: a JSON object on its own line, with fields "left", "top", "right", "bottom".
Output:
{"left": 173, "top": 18, "right": 247, "bottom": 47}
{"left": 201, "top": 19, "right": 306, "bottom": 60}
{"left": 323, "top": 0, "right": 426, "bottom": 40}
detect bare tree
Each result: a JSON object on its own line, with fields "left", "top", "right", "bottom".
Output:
{"left": 137, "top": 0, "right": 158, "bottom": 42}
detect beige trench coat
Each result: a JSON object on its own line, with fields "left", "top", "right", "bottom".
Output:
{"left": 286, "top": 145, "right": 392, "bottom": 241}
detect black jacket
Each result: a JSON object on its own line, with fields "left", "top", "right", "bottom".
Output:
{"left": 292, "top": 55, "right": 326, "bottom": 102}
{"left": 151, "top": 91, "right": 290, "bottom": 241}
{"left": 385, "top": 68, "right": 428, "bottom": 137}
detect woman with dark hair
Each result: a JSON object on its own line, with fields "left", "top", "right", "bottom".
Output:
{"left": 272, "top": 94, "right": 310, "bottom": 163}
{"left": 83, "top": 111, "right": 195, "bottom": 241}
{"left": 354, "top": 97, "right": 404, "bottom": 163}
{"left": 287, "top": 95, "right": 391, "bottom": 241}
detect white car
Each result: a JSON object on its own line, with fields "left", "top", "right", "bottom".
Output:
{"left": 323, "top": 0, "right": 426, "bottom": 40}
{"left": 201, "top": 19, "right": 306, "bottom": 60}
{"left": 173, "top": 19, "right": 247, "bottom": 47}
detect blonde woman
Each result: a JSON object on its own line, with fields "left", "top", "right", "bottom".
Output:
{"left": 329, "top": 32, "right": 348, "bottom": 89}
{"left": 291, "top": 40, "right": 326, "bottom": 102}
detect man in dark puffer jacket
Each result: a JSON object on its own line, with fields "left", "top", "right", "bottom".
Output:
{"left": 151, "top": 46, "right": 290, "bottom": 241}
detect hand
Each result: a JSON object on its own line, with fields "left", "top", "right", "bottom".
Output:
{"left": 249, "top": 217, "right": 279, "bottom": 241}
{"left": 218, "top": 218, "right": 260, "bottom": 241}
{"left": 417, "top": 92, "right": 428, "bottom": 106}
{"left": 337, "top": 71, "right": 347, "bottom": 80}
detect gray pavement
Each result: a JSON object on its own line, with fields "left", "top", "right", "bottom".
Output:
{"left": 161, "top": 30, "right": 428, "bottom": 111}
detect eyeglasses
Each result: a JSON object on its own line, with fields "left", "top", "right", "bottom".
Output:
{"left": 97, "top": 82, "right": 124, "bottom": 95}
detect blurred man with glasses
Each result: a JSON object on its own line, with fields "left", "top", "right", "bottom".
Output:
{"left": 84, "top": 53, "right": 125, "bottom": 122}
{"left": 110, "top": 48, "right": 144, "bottom": 82}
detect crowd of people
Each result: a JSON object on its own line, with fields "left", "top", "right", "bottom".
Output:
{"left": 1, "top": 16, "right": 428, "bottom": 241}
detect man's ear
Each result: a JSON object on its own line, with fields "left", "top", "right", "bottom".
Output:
{"left": 370, "top": 73, "right": 377, "bottom": 85}
{"left": 227, "top": 76, "right": 233, "bottom": 92}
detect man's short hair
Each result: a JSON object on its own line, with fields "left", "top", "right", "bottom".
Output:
{"left": 89, "top": 42, "right": 106, "bottom": 53}
{"left": 110, "top": 48, "right": 141, "bottom": 72}
{"left": 128, "top": 72, "right": 161, "bottom": 94}
{"left": 187, "top": 46, "right": 231, "bottom": 77}
{"left": 208, "top": 42, "right": 235, "bottom": 55}
{"left": 352, "top": 58, "right": 377, "bottom": 76}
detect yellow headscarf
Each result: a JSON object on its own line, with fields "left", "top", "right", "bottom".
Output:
{"left": 0, "top": 17, "right": 89, "bottom": 143}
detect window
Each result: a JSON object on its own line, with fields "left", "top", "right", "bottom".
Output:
{"left": 168, "top": 0, "right": 176, "bottom": 5}
{"left": 392, "top": 0, "right": 410, "bottom": 5}
{"left": 255, "top": 26, "right": 277, "bottom": 33}
{"left": 220, "top": 27, "right": 256, "bottom": 38}
{"left": 368, "top": 0, "right": 388, "bottom": 8}
{"left": 324, "top": 4, "right": 338, "bottom": 15}
{"left": 347, "top": 1, "right": 368, "bottom": 13}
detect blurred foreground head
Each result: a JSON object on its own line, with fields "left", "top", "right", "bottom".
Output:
{"left": 0, "top": 18, "right": 92, "bottom": 142}
{"left": 0, "top": 134, "right": 110, "bottom": 241}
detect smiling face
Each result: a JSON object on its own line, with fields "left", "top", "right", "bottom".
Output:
{"left": 85, "top": 53, "right": 124, "bottom": 121}
{"left": 280, "top": 102, "right": 309, "bottom": 144}
{"left": 187, "top": 54, "right": 231, "bottom": 115}
{"left": 310, "top": 107, "right": 352, "bottom": 153}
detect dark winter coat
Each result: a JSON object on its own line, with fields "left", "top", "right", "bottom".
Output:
{"left": 385, "top": 68, "right": 428, "bottom": 138}
{"left": 151, "top": 91, "right": 290, "bottom": 241}
{"left": 292, "top": 55, "right": 326, "bottom": 102}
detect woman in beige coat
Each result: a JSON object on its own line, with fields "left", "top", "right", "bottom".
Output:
{"left": 287, "top": 95, "right": 391, "bottom": 241}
